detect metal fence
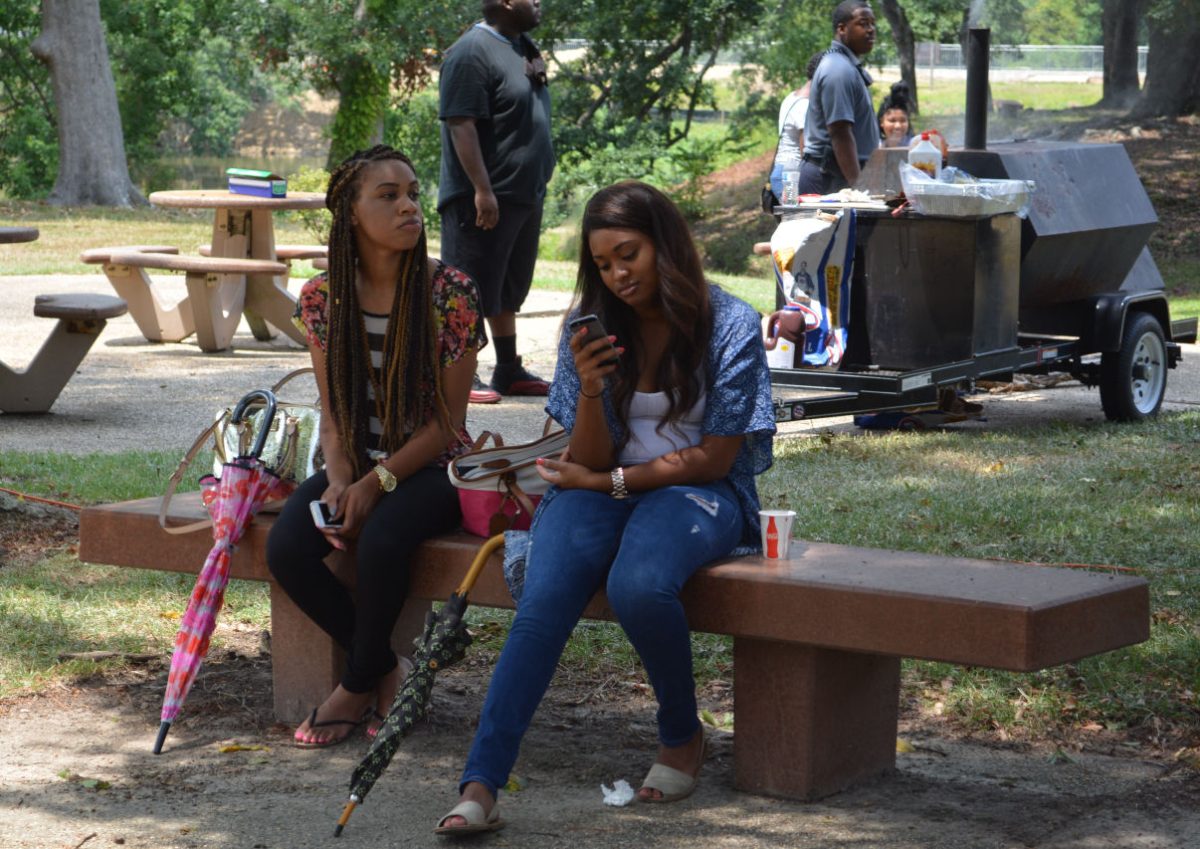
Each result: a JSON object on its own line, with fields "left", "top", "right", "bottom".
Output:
{"left": 891, "top": 43, "right": 1145, "bottom": 74}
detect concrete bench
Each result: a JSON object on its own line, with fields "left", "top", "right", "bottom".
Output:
{"left": 199, "top": 243, "right": 326, "bottom": 264}
{"left": 80, "top": 245, "right": 193, "bottom": 344}
{"left": 106, "top": 252, "right": 287, "bottom": 353}
{"left": 1, "top": 293, "right": 128, "bottom": 413}
{"left": 78, "top": 493, "right": 1149, "bottom": 801}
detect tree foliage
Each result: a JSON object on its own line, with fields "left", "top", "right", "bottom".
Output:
{"left": 258, "top": 0, "right": 473, "bottom": 168}
{"left": 539, "top": 0, "right": 766, "bottom": 193}
{"left": 0, "top": 2, "right": 56, "bottom": 197}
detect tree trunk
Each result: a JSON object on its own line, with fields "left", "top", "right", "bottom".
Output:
{"left": 31, "top": 0, "right": 143, "bottom": 206}
{"left": 1134, "top": 12, "right": 1200, "bottom": 117}
{"left": 1101, "top": 0, "right": 1141, "bottom": 108}
{"left": 879, "top": 0, "right": 918, "bottom": 113}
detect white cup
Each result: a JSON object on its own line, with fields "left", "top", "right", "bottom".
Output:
{"left": 760, "top": 509, "right": 797, "bottom": 559}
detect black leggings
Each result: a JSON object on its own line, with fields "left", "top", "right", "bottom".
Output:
{"left": 266, "top": 466, "right": 461, "bottom": 693}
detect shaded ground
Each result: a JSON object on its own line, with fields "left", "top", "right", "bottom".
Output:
{"left": 2, "top": 497, "right": 1199, "bottom": 849}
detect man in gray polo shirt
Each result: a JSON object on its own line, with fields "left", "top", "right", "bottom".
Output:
{"left": 439, "top": 0, "right": 555, "bottom": 400}
{"left": 798, "top": 0, "right": 879, "bottom": 195}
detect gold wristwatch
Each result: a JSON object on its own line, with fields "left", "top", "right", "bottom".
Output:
{"left": 373, "top": 463, "right": 397, "bottom": 493}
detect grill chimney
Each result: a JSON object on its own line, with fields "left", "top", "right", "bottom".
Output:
{"left": 964, "top": 28, "right": 990, "bottom": 150}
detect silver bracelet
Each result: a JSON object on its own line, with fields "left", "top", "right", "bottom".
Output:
{"left": 610, "top": 466, "right": 629, "bottom": 499}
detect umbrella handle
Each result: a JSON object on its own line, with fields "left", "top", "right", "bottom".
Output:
{"left": 230, "top": 389, "right": 278, "bottom": 459}
{"left": 455, "top": 533, "right": 506, "bottom": 597}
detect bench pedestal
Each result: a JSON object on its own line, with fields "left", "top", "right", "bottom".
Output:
{"left": 734, "top": 639, "right": 900, "bottom": 799}
{"left": 267, "top": 554, "right": 432, "bottom": 723}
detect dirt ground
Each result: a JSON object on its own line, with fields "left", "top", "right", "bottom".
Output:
{"left": 2, "top": 501, "right": 1200, "bottom": 849}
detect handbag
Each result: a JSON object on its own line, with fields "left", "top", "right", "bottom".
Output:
{"left": 448, "top": 422, "right": 569, "bottom": 537}
{"left": 211, "top": 367, "right": 321, "bottom": 484}
{"left": 159, "top": 368, "right": 322, "bottom": 534}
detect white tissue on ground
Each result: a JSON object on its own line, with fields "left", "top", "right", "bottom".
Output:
{"left": 601, "top": 779, "right": 635, "bottom": 806}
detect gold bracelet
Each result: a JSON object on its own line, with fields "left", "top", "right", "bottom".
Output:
{"left": 579, "top": 387, "right": 603, "bottom": 399}
{"left": 610, "top": 466, "right": 629, "bottom": 499}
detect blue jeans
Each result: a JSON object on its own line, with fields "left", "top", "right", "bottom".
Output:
{"left": 459, "top": 481, "right": 743, "bottom": 797}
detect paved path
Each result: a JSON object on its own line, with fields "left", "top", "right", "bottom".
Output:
{"left": 3, "top": 273, "right": 1197, "bottom": 455}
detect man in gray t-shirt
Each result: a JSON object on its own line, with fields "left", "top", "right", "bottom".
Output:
{"left": 798, "top": 0, "right": 880, "bottom": 195}
{"left": 439, "top": 0, "right": 555, "bottom": 399}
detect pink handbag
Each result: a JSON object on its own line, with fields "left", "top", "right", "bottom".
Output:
{"left": 448, "top": 424, "right": 568, "bottom": 538}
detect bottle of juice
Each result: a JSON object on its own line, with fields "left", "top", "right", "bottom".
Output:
{"left": 908, "top": 132, "right": 942, "bottom": 180}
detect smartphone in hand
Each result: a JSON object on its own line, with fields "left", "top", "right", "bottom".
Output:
{"left": 567, "top": 314, "right": 619, "bottom": 367}
{"left": 309, "top": 500, "right": 343, "bottom": 529}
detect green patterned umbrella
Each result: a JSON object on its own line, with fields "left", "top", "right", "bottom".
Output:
{"left": 334, "top": 533, "right": 505, "bottom": 837}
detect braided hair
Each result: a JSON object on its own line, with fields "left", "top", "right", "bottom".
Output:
{"left": 323, "top": 145, "right": 450, "bottom": 478}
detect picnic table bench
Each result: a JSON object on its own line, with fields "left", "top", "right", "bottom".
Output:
{"left": 2, "top": 228, "right": 129, "bottom": 413}
{"left": 78, "top": 493, "right": 1149, "bottom": 801}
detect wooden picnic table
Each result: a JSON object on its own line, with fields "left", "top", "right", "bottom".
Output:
{"left": 147, "top": 189, "right": 325, "bottom": 346}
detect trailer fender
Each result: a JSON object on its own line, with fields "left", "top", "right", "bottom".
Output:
{"left": 1088, "top": 293, "right": 1171, "bottom": 353}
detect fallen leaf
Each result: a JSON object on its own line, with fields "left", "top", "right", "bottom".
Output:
{"left": 896, "top": 738, "right": 915, "bottom": 753}
{"left": 218, "top": 744, "right": 268, "bottom": 753}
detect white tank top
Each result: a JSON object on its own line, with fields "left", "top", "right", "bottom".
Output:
{"left": 618, "top": 388, "right": 707, "bottom": 465}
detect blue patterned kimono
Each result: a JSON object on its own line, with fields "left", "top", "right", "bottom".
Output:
{"left": 542, "top": 284, "right": 776, "bottom": 551}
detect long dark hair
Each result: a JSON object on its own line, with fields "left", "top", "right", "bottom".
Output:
{"left": 323, "top": 144, "right": 448, "bottom": 477}
{"left": 575, "top": 181, "right": 712, "bottom": 441}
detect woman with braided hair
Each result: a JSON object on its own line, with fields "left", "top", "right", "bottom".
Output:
{"left": 267, "top": 145, "right": 486, "bottom": 748}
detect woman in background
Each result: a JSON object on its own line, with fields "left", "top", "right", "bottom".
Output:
{"left": 769, "top": 51, "right": 827, "bottom": 199}
{"left": 877, "top": 80, "right": 914, "bottom": 148}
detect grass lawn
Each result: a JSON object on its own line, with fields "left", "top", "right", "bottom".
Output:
{"left": 3, "top": 410, "right": 1199, "bottom": 742}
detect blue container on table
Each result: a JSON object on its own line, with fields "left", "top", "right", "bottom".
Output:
{"left": 226, "top": 168, "right": 287, "bottom": 198}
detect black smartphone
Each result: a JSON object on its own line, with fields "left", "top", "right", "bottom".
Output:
{"left": 567, "top": 314, "right": 619, "bottom": 367}
{"left": 309, "top": 500, "right": 342, "bottom": 529}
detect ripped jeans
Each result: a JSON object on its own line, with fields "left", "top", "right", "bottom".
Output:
{"left": 459, "top": 481, "right": 743, "bottom": 797}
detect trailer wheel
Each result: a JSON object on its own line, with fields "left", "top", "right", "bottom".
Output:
{"left": 1100, "top": 312, "right": 1167, "bottom": 421}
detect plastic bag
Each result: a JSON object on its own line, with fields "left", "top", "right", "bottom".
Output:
{"left": 898, "top": 161, "right": 1035, "bottom": 218}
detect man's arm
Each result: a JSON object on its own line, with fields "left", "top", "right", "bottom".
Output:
{"left": 447, "top": 117, "right": 499, "bottom": 230}
{"left": 828, "top": 121, "right": 861, "bottom": 186}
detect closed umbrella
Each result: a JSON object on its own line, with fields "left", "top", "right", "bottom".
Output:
{"left": 153, "top": 390, "right": 294, "bottom": 754}
{"left": 334, "top": 533, "right": 505, "bottom": 837}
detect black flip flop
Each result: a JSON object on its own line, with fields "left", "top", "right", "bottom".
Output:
{"left": 293, "top": 706, "right": 369, "bottom": 749}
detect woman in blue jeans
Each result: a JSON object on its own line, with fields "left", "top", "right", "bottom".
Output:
{"left": 436, "top": 181, "right": 776, "bottom": 834}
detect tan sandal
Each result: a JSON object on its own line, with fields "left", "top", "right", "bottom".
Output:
{"left": 639, "top": 732, "right": 707, "bottom": 803}
{"left": 434, "top": 800, "right": 504, "bottom": 835}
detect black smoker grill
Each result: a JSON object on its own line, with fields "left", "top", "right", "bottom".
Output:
{"left": 771, "top": 27, "right": 1196, "bottom": 423}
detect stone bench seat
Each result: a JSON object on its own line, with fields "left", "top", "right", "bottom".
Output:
{"left": 108, "top": 252, "right": 287, "bottom": 276}
{"left": 78, "top": 493, "right": 1149, "bottom": 801}
{"left": 80, "top": 245, "right": 193, "bottom": 345}
{"left": 199, "top": 243, "right": 326, "bottom": 262}
{"left": 1, "top": 293, "right": 128, "bottom": 414}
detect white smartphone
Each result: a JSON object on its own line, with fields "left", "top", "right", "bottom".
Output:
{"left": 567, "top": 313, "right": 619, "bottom": 366}
{"left": 309, "top": 500, "right": 342, "bottom": 529}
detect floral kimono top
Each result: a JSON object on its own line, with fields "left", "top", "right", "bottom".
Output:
{"left": 292, "top": 261, "right": 486, "bottom": 466}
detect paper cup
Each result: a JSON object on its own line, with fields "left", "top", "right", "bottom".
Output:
{"left": 760, "top": 509, "right": 797, "bottom": 559}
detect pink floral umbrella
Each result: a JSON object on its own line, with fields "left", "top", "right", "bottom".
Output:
{"left": 153, "top": 391, "right": 294, "bottom": 754}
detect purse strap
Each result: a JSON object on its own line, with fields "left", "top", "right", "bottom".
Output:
{"left": 159, "top": 417, "right": 224, "bottom": 535}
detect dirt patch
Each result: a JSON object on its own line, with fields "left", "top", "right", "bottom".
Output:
{"left": 2, "top": 598, "right": 1199, "bottom": 848}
